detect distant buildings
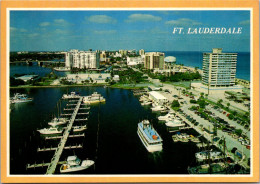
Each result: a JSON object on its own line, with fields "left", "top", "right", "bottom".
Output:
{"left": 119, "top": 50, "right": 127, "bottom": 56}
{"left": 139, "top": 49, "right": 145, "bottom": 56}
{"left": 202, "top": 48, "right": 237, "bottom": 87}
{"left": 65, "top": 73, "right": 111, "bottom": 84}
{"left": 144, "top": 52, "right": 165, "bottom": 70}
{"left": 126, "top": 56, "right": 144, "bottom": 66}
{"left": 65, "top": 49, "right": 100, "bottom": 69}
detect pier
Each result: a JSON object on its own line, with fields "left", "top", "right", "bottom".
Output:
{"left": 27, "top": 161, "right": 66, "bottom": 169}
{"left": 45, "top": 97, "right": 83, "bottom": 175}
{"left": 64, "top": 107, "right": 90, "bottom": 111}
{"left": 61, "top": 112, "right": 89, "bottom": 116}
{"left": 38, "top": 144, "right": 83, "bottom": 152}
{"left": 45, "top": 133, "right": 85, "bottom": 140}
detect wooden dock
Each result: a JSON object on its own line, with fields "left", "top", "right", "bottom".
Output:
{"left": 64, "top": 107, "right": 90, "bottom": 111}
{"left": 27, "top": 161, "right": 66, "bottom": 169}
{"left": 61, "top": 112, "right": 89, "bottom": 116}
{"left": 45, "top": 133, "right": 85, "bottom": 140}
{"left": 46, "top": 97, "right": 83, "bottom": 175}
{"left": 38, "top": 144, "right": 82, "bottom": 152}
{"left": 75, "top": 118, "right": 88, "bottom": 121}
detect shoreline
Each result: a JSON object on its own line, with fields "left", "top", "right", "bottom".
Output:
{"left": 10, "top": 84, "right": 107, "bottom": 89}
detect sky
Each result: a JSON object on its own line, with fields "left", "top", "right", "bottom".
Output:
{"left": 10, "top": 10, "right": 250, "bottom": 52}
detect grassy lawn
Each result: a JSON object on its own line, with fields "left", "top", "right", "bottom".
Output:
{"left": 110, "top": 83, "right": 149, "bottom": 89}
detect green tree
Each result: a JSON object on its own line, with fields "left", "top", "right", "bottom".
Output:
{"left": 227, "top": 102, "right": 230, "bottom": 109}
{"left": 171, "top": 100, "right": 180, "bottom": 108}
{"left": 235, "top": 129, "right": 243, "bottom": 136}
{"left": 217, "top": 99, "right": 223, "bottom": 104}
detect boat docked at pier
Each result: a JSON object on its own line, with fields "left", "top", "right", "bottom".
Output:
{"left": 158, "top": 111, "right": 175, "bottom": 121}
{"left": 195, "top": 151, "right": 222, "bottom": 162}
{"left": 48, "top": 118, "right": 68, "bottom": 126}
{"left": 10, "top": 93, "right": 33, "bottom": 103}
{"left": 62, "top": 92, "right": 80, "bottom": 99}
{"left": 83, "top": 92, "right": 106, "bottom": 104}
{"left": 188, "top": 162, "right": 227, "bottom": 174}
{"left": 60, "top": 156, "right": 95, "bottom": 173}
{"left": 137, "top": 120, "right": 163, "bottom": 152}
{"left": 53, "top": 67, "right": 70, "bottom": 72}
{"left": 73, "top": 125, "right": 87, "bottom": 132}
{"left": 141, "top": 101, "right": 152, "bottom": 106}
{"left": 165, "top": 118, "right": 185, "bottom": 128}
{"left": 151, "top": 105, "right": 167, "bottom": 112}
{"left": 37, "top": 127, "right": 63, "bottom": 135}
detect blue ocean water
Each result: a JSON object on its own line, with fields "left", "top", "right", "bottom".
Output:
{"left": 163, "top": 51, "right": 250, "bottom": 81}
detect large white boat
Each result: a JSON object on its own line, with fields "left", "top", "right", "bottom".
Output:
{"left": 158, "top": 111, "right": 175, "bottom": 121}
{"left": 83, "top": 92, "right": 106, "bottom": 104}
{"left": 37, "top": 127, "right": 63, "bottom": 135}
{"left": 151, "top": 105, "right": 167, "bottom": 112}
{"left": 62, "top": 92, "right": 80, "bottom": 99}
{"left": 195, "top": 151, "right": 222, "bottom": 161}
{"left": 10, "top": 93, "right": 33, "bottom": 103}
{"left": 53, "top": 67, "right": 70, "bottom": 72}
{"left": 60, "top": 156, "right": 95, "bottom": 173}
{"left": 137, "top": 120, "right": 163, "bottom": 152}
{"left": 141, "top": 101, "right": 152, "bottom": 106}
{"left": 73, "top": 125, "right": 87, "bottom": 132}
{"left": 165, "top": 119, "right": 186, "bottom": 128}
{"left": 48, "top": 118, "right": 68, "bottom": 126}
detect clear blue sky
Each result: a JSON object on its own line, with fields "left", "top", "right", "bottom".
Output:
{"left": 10, "top": 10, "right": 250, "bottom": 52}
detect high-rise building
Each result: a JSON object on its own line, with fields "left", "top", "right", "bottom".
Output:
{"left": 65, "top": 49, "right": 100, "bottom": 69}
{"left": 139, "top": 49, "right": 145, "bottom": 56}
{"left": 144, "top": 52, "right": 165, "bottom": 70}
{"left": 202, "top": 48, "right": 237, "bottom": 87}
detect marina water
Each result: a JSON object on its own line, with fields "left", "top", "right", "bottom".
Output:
{"left": 10, "top": 87, "right": 198, "bottom": 174}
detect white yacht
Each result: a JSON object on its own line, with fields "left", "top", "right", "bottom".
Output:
{"left": 195, "top": 151, "right": 222, "bottom": 161}
{"left": 53, "top": 67, "right": 70, "bottom": 71}
{"left": 151, "top": 105, "right": 167, "bottom": 112}
{"left": 48, "top": 118, "right": 68, "bottom": 126}
{"left": 141, "top": 101, "right": 152, "bottom": 106}
{"left": 165, "top": 119, "right": 185, "bottom": 128}
{"left": 10, "top": 93, "right": 33, "bottom": 103}
{"left": 62, "top": 92, "right": 80, "bottom": 99}
{"left": 60, "top": 156, "right": 95, "bottom": 173}
{"left": 83, "top": 92, "right": 106, "bottom": 104}
{"left": 37, "top": 127, "right": 62, "bottom": 135}
{"left": 158, "top": 111, "right": 175, "bottom": 121}
{"left": 73, "top": 125, "right": 87, "bottom": 132}
{"left": 137, "top": 120, "right": 163, "bottom": 152}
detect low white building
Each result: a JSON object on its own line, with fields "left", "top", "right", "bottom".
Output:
{"left": 148, "top": 91, "right": 169, "bottom": 105}
{"left": 113, "top": 75, "right": 120, "bottom": 81}
{"left": 65, "top": 73, "right": 111, "bottom": 84}
{"left": 127, "top": 56, "right": 144, "bottom": 66}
